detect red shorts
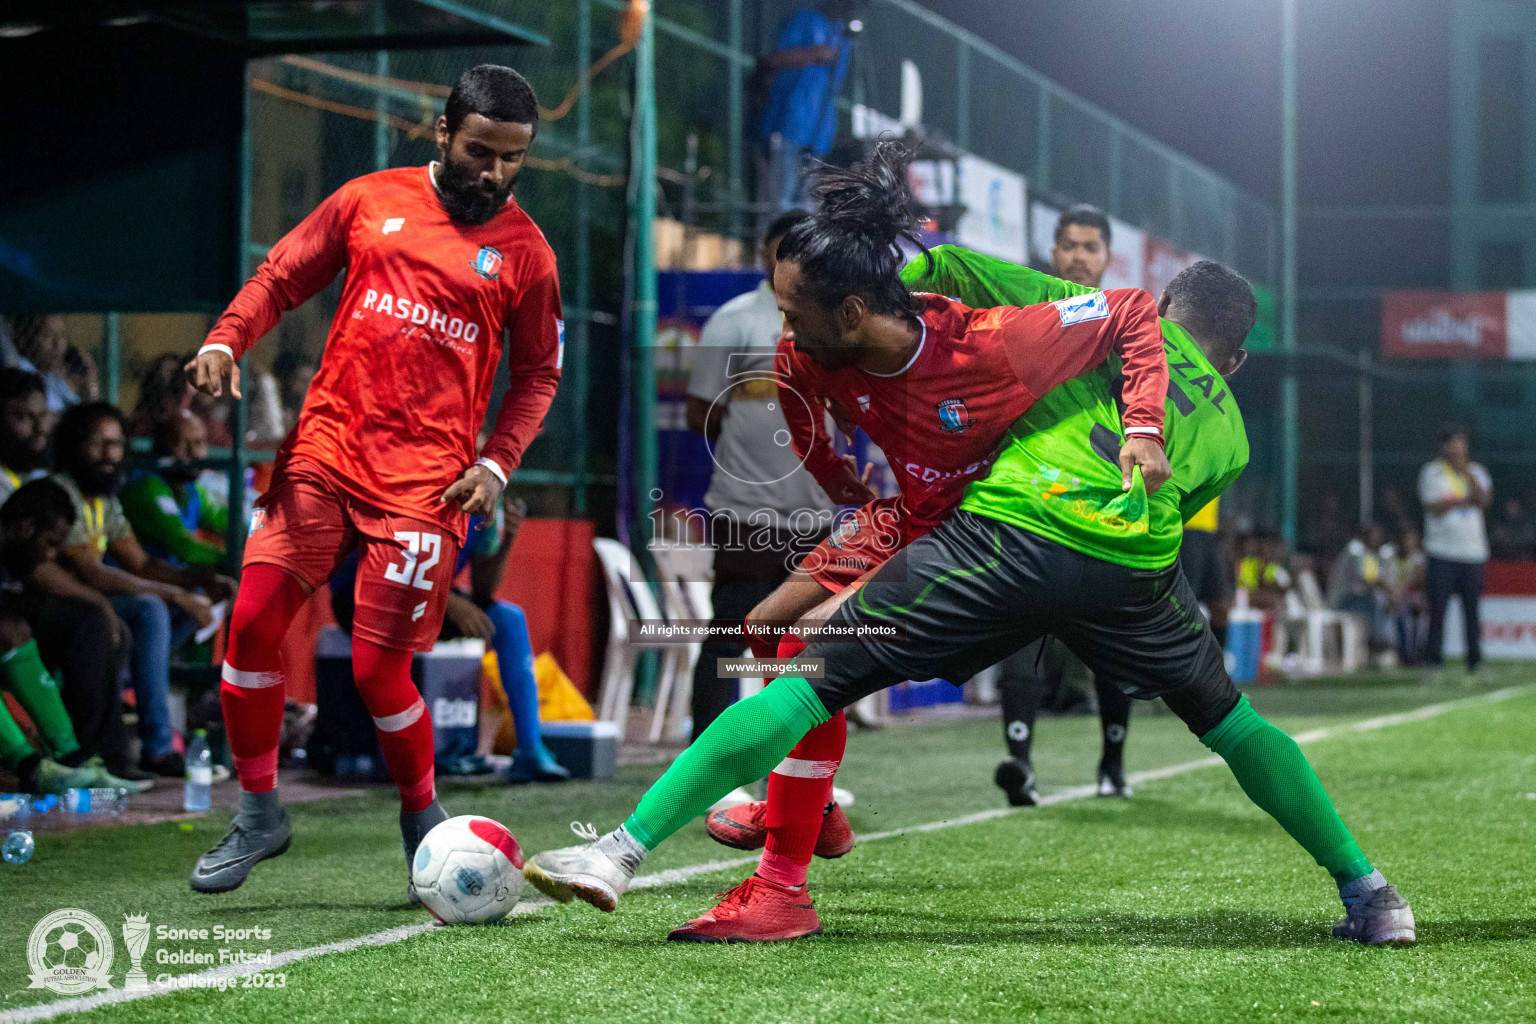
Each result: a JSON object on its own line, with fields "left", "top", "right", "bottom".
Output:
{"left": 244, "top": 459, "right": 461, "bottom": 652}
{"left": 801, "top": 495, "right": 932, "bottom": 593}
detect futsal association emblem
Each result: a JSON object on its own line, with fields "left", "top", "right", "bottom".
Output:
{"left": 470, "top": 246, "right": 503, "bottom": 280}
{"left": 936, "top": 398, "right": 971, "bottom": 433}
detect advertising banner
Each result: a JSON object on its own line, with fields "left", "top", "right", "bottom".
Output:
{"left": 955, "top": 154, "right": 1027, "bottom": 262}
{"left": 1380, "top": 291, "right": 1507, "bottom": 360}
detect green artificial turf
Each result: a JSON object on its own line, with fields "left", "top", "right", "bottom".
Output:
{"left": 3, "top": 665, "right": 1533, "bottom": 1023}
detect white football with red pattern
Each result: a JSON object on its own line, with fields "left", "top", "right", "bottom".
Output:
{"left": 412, "top": 815, "right": 525, "bottom": 925}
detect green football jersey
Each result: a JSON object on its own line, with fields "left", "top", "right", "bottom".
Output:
{"left": 901, "top": 245, "right": 1250, "bottom": 569}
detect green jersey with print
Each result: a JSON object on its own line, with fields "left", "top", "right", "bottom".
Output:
{"left": 900, "top": 244, "right": 1249, "bottom": 569}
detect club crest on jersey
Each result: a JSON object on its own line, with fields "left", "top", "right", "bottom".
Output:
{"left": 936, "top": 398, "right": 972, "bottom": 433}
{"left": 249, "top": 508, "right": 267, "bottom": 533}
{"left": 470, "top": 245, "right": 503, "bottom": 280}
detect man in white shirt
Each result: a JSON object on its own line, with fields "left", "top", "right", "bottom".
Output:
{"left": 1418, "top": 425, "right": 1491, "bottom": 672}
{"left": 683, "top": 210, "right": 840, "bottom": 738}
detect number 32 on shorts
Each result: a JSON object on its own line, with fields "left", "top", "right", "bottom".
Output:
{"left": 384, "top": 531, "right": 442, "bottom": 590}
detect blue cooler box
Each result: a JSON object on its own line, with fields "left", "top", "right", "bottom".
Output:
{"left": 1225, "top": 611, "right": 1264, "bottom": 685}
{"left": 312, "top": 627, "right": 485, "bottom": 772}
{"left": 540, "top": 720, "right": 618, "bottom": 781}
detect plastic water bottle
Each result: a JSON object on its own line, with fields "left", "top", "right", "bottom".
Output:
{"left": 184, "top": 730, "right": 212, "bottom": 812}
{"left": 3, "top": 829, "right": 34, "bottom": 865}
{"left": 64, "top": 788, "right": 128, "bottom": 817}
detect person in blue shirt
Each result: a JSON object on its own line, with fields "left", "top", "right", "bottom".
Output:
{"left": 756, "top": 1, "right": 865, "bottom": 210}
{"left": 330, "top": 497, "right": 569, "bottom": 783}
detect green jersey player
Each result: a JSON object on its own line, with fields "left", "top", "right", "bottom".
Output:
{"left": 903, "top": 244, "right": 1248, "bottom": 802}
{"left": 524, "top": 160, "right": 1414, "bottom": 948}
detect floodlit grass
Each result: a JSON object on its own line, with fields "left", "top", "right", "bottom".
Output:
{"left": 4, "top": 665, "right": 1533, "bottom": 1023}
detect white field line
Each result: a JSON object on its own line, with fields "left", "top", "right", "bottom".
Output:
{"left": 6, "top": 682, "right": 1529, "bottom": 1024}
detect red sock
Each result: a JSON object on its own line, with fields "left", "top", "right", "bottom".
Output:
{"left": 352, "top": 637, "right": 436, "bottom": 812}
{"left": 758, "top": 632, "right": 845, "bottom": 889}
{"left": 221, "top": 564, "right": 310, "bottom": 794}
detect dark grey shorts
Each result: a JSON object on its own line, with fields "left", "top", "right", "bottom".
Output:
{"left": 803, "top": 511, "right": 1240, "bottom": 737}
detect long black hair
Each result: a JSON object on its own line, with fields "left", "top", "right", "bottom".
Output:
{"left": 774, "top": 141, "right": 926, "bottom": 319}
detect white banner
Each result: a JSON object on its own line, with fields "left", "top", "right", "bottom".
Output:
{"left": 955, "top": 154, "right": 1027, "bottom": 262}
{"left": 1102, "top": 216, "right": 1145, "bottom": 291}
{"left": 1029, "top": 201, "right": 1059, "bottom": 266}
{"left": 1442, "top": 595, "right": 1536, "bottom": 659}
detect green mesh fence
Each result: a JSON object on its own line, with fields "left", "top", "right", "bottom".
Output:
{"left": 238, "top": 0, "right": 1275, "bottom": 518}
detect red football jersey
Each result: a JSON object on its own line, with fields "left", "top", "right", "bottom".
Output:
{"left": 202, "top": 164, "right": 562, "bottom": 540}
{"left": 779, "top": 290, "right": 1167, "bottom": 528}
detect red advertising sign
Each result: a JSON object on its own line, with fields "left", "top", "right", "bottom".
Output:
{"left": 1144, "top": 238, "right": 1197, "bottom": 297}
{"left": 1381, "top": 291, "right": 1506, "bottom": 359}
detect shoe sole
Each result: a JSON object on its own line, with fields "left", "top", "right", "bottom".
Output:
{"left": 189, "top": 834, "right": 292, "bottom": 894}
{"left": 708, "top": 817, "right": 856, "bottom": 859}
{"left": 705, "top": 823, "right": 762, "bottom": 852}
{"left": 523, "top": 863, "right": 618, "bottom": 913}
{"left": 667, "top": 924, "right": 823, "bottom": 944}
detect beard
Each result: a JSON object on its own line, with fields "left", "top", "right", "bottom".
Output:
{"left": 0, "top": 435, "right": 46, "bottom": 473}
{"left": 158, "top": 458, "right": 199, "bottom": 486}
{"left": 435, "top": 155, "right": 515, "bottom": 226}
{"left": 76, "top": 459, "right": 123, "bottom": 497}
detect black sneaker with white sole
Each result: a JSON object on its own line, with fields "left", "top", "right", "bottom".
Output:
{"left": 994, "top": 757, "right": 1040, "bottom": 807}
{"left": 1332, "top": 884, "right": 1416, "bottom": 946}
{"left": 1096, "top": 762, "right": 1133, "bottom": 798}
{"left": 189, "top": 810, "right": 293, "bottom": 893}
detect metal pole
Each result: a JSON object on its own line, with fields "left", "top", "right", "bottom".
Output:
{"left": 573, "top": 0, "right": 593, "bottom": 514}
{"left": 1279, "top": 0, "right": 1300, "bottom": 547}
{"left": 374, "top": 50, "right": 390, "bottom": 170}
{"left": 955, "top": 39, "right": 970, "bottom": 152}
{"left": 633, "top": 2, "right": 659, "bottom": 547}
{"left": 228, "top": 65, "right": 254, "bottom": 575}
{"left": 727, "top": 0, "right": 744, "bottom": 243}
{"left": 102, "top": 312, "right": 120, "bottom": 406}
{"left": 1359, "top": 348, "right": 1373, "bottom": 526}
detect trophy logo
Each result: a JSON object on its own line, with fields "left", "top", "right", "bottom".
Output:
{"left": 121, "top": 914, "right": 150, "bottom": 989}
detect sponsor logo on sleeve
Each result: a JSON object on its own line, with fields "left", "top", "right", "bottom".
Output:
{"left": 382, "top": 218, "right": 405, "bottom": 235}
{"left": 1052, "top": 291, "right": 1110, "bottom": 326}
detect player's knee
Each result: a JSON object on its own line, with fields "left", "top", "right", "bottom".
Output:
{"left": 1162, "top": 668, "right": 1242, "bottom": 738}
{"left": 0, "top": 615, "right": 31, "bottom": 652}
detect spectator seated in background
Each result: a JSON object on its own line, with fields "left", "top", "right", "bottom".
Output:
{"left": 33, "top": 403, "right": 235, "bottom": 777}
{"left": 1237, "top": 531, "right": 1291, "bottom": 611}
{"left": 0, "top": 368, "right": 53, "bottom": 504}
{"left": 0, "top": 480, "right": 148, "bottom": 794}
{"left": 63, "top": 346, "right": 100, "bottom": 404}
{"left": 9, "top": 315, "right": 79, "bottom": 412}
{"left": 1327, "top": 521, "right": 1394, "bottom": 652}
{"left": 122, "top": 410, "right": 227, "bottom": 567}
{"left": 1488, "top": 496, "right": 1536, "bottom": 562}
{"left": 1391, "top": 528, "right": 1428, "bottom": 665}
{"left": 329, "top": 497, "right": 569, "bottom": 784}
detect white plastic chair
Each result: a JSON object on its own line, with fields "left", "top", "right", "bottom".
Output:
{"left": 1295, "top": 570, "right": 1366, "bottom": 674}
{"left": 649, "top": 545, "right": 714, "bottom": 743}
{"left": 593, "top": 538, "right": 676, "bottom": 742}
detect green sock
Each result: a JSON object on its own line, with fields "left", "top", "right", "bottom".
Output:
{"left": 0, "top": 701, "right": 35, "bottom": 771}
{"left": 0, "top": 641, "right": 78, "bottom": 761}
{"left": 624, "top": 677, "right": 830, "bottom": 850}
{"left": 1201, "top": 697, "right": 1373, "bottom": 884}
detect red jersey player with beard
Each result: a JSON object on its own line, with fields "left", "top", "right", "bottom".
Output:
{"left": 671, "top": 143, "right": 1170, "bottom": 942}
{"left": 184, "top": 65, "right": 562, "bottom": 901}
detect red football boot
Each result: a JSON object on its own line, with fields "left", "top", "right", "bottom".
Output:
{"left": 667, "top": 875, "right": 822, "bottom": 943}
{"left": 705, "top": 801, "right": 856, "bottom": 859}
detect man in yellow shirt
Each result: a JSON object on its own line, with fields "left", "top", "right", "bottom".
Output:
{"left": 1182, "top": 497, "right": 1234, "bottom": 649}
